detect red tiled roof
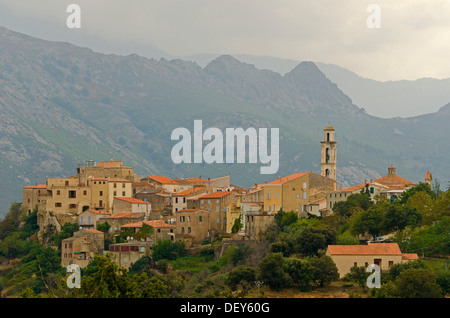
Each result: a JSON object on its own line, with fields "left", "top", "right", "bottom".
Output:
{"left": 328, "top": 243, "right": 403, "bottom": 255}
{"left": 373, "top": 169, "right": 416, "bottom": 189}
{"left": 194, "top": 191, "right": 232, "bottom": 199}
{"left": 265, "top": 172, "right": 311, "bottom": 185}
{"left": 121, "top": 219, "right": 175, "bottom": 229}
{"left": 173, "top": 186, "right": 203, "bottom": 197}
{"left": 146, "top": 176, "right": 178, "bottom": 185}
{"left": 186, "top": 178, "right": 209, "bottom": 184}
{"left": 114, "top": 197, "right": 150, "bottom": 204}
{"left": 108, "top": 212, "right": 143, "bottom": 219}
{"left": 84, "top": 229, "right": 104, "bottom": 234}
{"left": 402, "top": 253, "right": 419, "bottom": 260}
{"left": 24, "top": 184, "right": 46, "bottom": 189}
{"left": 86, "top": 210, "right": 111, "bottom": 215}
{"left": 332, "top": 183, "right": 367, "bottom": 193}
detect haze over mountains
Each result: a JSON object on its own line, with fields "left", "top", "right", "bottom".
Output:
{"left": 184, "top": 53, "right": 450, "bottom": 118}
{"left": 0, "top": 25, "right": 449, "bottom": 216}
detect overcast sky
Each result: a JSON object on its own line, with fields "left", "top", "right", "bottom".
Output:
{"left": 0, "top": 0, "right": 449, "bottom": 81}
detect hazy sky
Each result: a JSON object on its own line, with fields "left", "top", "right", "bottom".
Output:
{"left": 0, "top": 0, "right": 449, "bottom": 81}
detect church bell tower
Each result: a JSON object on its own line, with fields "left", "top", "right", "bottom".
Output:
{"left": 320, "top": 125, "right": 337, "bottom": 181}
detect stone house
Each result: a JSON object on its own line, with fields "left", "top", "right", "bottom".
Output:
{"left": 326, "top": 243, "right": 419, "bottom": 278}
{"left": 61, "top": 229, "right": 105, "bottom": 268}
{"left": 175, "top": 209, "right": 210, "bottom": 244}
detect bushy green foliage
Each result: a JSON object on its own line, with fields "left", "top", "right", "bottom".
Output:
{"left": 152, "top": 240, "right": 186, "bottom": 261}
{"left": 225, "top": 266, "right": 256, "bottom": 290}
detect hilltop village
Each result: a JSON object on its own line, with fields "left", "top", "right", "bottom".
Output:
{"left": 22, "top": 126, "right": 430, "bottom": 276}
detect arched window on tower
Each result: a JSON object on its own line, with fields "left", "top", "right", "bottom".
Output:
{"left": 327, "top": 133, "right": 330, "bottom": 142}
{"left": 325, "top": 169, "right": 330, "bottom": 177}
{"left": 326, "top": 148, "right": 330, "bottom": 163}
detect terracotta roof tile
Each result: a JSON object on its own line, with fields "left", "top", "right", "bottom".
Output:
{"left": 402, "top": 253, "right": 419, "bottom": 260}
{"left": 328, "top": 243, "right": 403, "bottom": 255}
{"left": 84, "top": 229, "right": 104, "bottom": 234}
{"left": 121, "top": 219, "right": 175, "bottom": 229}
{"left": 146, "top": 176, "right": 178, "bottom": 185}
{"left": 114, "top": 197, "right": 150, "bottom": 204}
{"left": 265, "top": 172, "right": 311, "bottom": 185}
{"left": 23, "top": 184, "right": 47, "bottom": 189}
{"left": 108, "top": 212, "right": 144, "bottom": 219}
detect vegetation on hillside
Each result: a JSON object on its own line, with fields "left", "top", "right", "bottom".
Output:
{"left": 0, "top": 183, "right": 449, "bottom": 298}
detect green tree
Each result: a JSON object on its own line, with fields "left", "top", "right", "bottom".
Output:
{"left": 407, "top": 191, "right": 434, "bottom": 225}
{"left": 225, "top": 266, "right": 256, "bottom": 291}
{"left": 257, "top": 252, "right": 291, "bottom": 290}
{"left": 346, "top": 266, "right": 370, "bottom": 289}
{"left": 307, "top": 255, "right": 339, "bottom": 287}
{"left": 21, "top": 207, "right": 40, "bottom": 238}
{"left": 352, "top": 204, "right": 386, "bottom": 240}
{"left": 79, "top": 254, "right": 132, "bottom": 298}
{"left": 0, "top": 202, "right": 24, "bottom": 240}
{"left": 336, "top": 233, "right": 359, "bottom": 245}
{"left": 96, "top": 222, "right": 111, "bottom": 234}
{"left": 152, "top": 240, "right": 186, "bottom": 261}
{"left": 293, "top": 226, "right": 337, "bottom": 256}
{"left": 231, "top": 214, "right": 243, "bottom": 234}
{"left": 399, "top": 182, "right": 433, "bottom": 205}
{"left": 284, "top": 258, "right": 313, "bottom": 291}
{"left": 50, "top": 222, "right": 79, "bottom": 251}
{"left": 134, "top": 223, "right": 154, "bottom": 241}
{"left": 384, "top": 203, "right": 422, "bottom": 232}
{"left": 436, "top": 270, "right": 450, "bottom": 296}
{"left": 129, "top": 256, "right": 152, "bottom": 276}
{"left": 394, "top": 268, "right": 443, "bottom": 298}
{"left": 332, "top": 192, "right": 373, "bottom": 218}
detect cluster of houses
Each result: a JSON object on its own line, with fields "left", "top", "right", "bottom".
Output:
{"left": 22, "top": 126, "right": 424, "bottom": 277}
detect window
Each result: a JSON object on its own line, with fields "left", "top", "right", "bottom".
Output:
{"left": 267, "top": 192, "right": 271, "bottom": 200}
{"left": 113, "top": 191, "right": 117, "bottom": 196}
{"left": 175, "top": 197, "right": 178, "bottom": 203}
{"left": 188, "top": 227, "right": 191, "bottom": 233}
{"left": 303, "top": 182, "right": 307, "bottom": 189}
{"left": 114, "top": 183, "right": 117, "bottom": 188}
{"left": 122, "top": 192, "right": 125, "bottom": 196}
{"left": 216, "top": 206, "right": 219, "bottom": 212}
{"left": 303, "top": 192, "right": 307, "bottom": 200}
{"left": 122, "top": 183, "right": 126, "bottom": 188}
{"left": 388, "top": 261, "right": 394, "bottom": 268}
{"left": 99, "top": 200, "right": 103, "bottom": 207}
{"left": 69, "top": 190, "right": 76, "bottom": 198}
{"left": 57, "top": 190, "right": 61, "bottom": 195}
{"left": 199, "top": 216, "right": 203, "bottom": 222}
{"left": 99, "top": 191, "right": 103, "bottom": 196}
{"left": 83, "top": 190, "right": 87, "bottom": 195}
{"left": 296, "top": 194, "right": 300, "bottom": 198}
{"left": 69, "top": 204, "right": 76, "bottom": 209}
{"left": 188, "top": 216, "right": 190, "bottom": 222}
{"left": 181, "top": 227, "right": 185, "bottom": 234}
{"left": 354, "top": 262, "right": 357, "bottom": 267}
{"left": 180, "top": 216, "right": 185, "bottom": 222}
{"left": 55, "top": 202, "right": 62, "bottom": 208}
{"left": 370, "top": 187, "right": 374, "bottom": 194}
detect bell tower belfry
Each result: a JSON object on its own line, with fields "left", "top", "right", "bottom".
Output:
{"left": 320, "top": 125, "right": 337, "bottom": 181}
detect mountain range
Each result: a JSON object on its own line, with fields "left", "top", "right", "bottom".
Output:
{"left": 0, "top": 25, "right": 449, "bottom": 217}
